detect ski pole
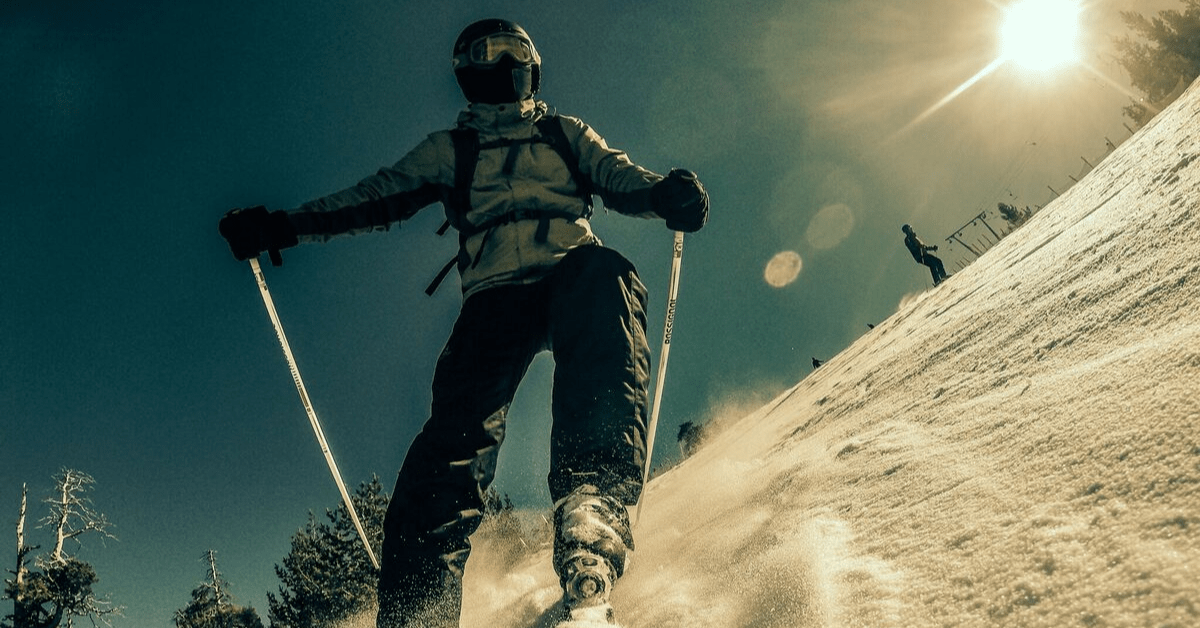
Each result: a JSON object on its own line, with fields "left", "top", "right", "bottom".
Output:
{"left": 247, "top": 257, "right": 381, "bottom": 571}
{"left": 637, "top": 230, "right": 684, "bottom": 524}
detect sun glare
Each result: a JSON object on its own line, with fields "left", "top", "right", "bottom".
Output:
{"left": 897, "top": 0, "right": 1096, "bottom": 136}
{"left": 1001, "top": 0, "right": 1082, "bottom": 71}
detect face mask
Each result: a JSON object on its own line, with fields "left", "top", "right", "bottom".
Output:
{"left": 457, "top": 58, "right": 534, "bottom": 104}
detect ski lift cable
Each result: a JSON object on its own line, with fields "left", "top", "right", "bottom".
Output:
{"left": 970, "top": 96, "right": 1054, "bottom": 216}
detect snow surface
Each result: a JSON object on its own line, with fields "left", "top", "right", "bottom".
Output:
{"left": 342, "top": 79, "right": 1200, "bottom": 628}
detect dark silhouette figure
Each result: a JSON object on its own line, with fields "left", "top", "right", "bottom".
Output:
{"left": 902, "top": 224, "right": 949, "bottom": 286}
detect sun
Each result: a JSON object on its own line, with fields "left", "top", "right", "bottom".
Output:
{"left": 898, "top": 0, "right": 1093, "bottom": 134}
{"left": 1000, "top": 0, "right": 1082, "bottom": 71}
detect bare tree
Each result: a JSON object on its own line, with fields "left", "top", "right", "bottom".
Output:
{"left": 203, "top": 551, "right": 227, "bottom": 606}
{"left": 40, "top": 471, "right": 115, "bottom": 567}
{"left": 173, "top": 551, "right": 263, "bottom": 628}
{"left": 3, "top": 470, "right": 120, "bottom": 628}
{"left": 4, "top": 485, "right": 46, "bottom": 628}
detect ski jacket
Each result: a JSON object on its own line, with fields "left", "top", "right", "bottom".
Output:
{"left": 904, "top": 233, "right": 931, "bottom": 263}
{"left": 286, "top": 99, "right": 664, "bottom": 298}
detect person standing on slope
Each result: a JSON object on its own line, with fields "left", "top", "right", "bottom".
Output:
{"left": 217, "top": 18, "right": 709, "bottom": 628}
{"left": 902, "top": 223, "right": 949, "bottom": 286}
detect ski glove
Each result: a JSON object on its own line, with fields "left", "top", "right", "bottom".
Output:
{"left": 218, "top": 205, "right": 298, "bottom": 266}
{"left": 651, "top": 169, "right": 709, "bottom": 233}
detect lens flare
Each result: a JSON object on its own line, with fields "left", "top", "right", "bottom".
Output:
{"left": 764, "top": 251, "right": 803, "bottom": 288}
{"left": 805, "top": 203, "right": 857, "bottom": 250}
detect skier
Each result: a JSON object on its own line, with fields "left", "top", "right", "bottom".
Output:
{"left": 217, "top": 18, "right": 708, "bottom": 628}
{"left": 901, "top": 224, "right": 949, "bottom": 286}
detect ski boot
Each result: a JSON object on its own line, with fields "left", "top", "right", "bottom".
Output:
{"left": 552, "top": 485, "right": 633, "bottom": 625}
{"left": 558, "top": 548, "right": 617, "bottom": 622}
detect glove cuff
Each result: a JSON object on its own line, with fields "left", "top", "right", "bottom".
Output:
{"left": 267, "top": 210, "right": 299, "bottom": 250}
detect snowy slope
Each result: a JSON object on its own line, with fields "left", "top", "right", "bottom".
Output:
{"left": 346, "top": 78, "right": 1200, "bottom": 628}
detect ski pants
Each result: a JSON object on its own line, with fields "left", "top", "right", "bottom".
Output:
{"left": 377, "top": 244, "right": 651, "bottom": 628}
{"left": 921, "top": 253, "right": 948, "bottom": 284}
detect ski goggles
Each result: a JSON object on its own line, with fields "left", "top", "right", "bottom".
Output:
{"left": 453, "top": 33, "right": 540, "bottom": 69}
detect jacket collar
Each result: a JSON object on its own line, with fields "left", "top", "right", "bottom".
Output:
{"left": 456, "top": 99, "right": 548, "bottom": 133}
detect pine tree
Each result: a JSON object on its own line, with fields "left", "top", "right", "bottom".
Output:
{"left": 267, "top": 478, "right": 387, "bottom": 628}
{"left": 677, "top": 421, "right": 708, "bottom": 458}
{"left": 1113, "top": 0, "right": 1200, "bottom": 125}
{"left": 997, "top": 203, "right": 1030, "bottom": 230}
{"left": 173, "top": 551, "right": 263, "bottom": 628}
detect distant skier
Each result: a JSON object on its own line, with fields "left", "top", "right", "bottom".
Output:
{"left": 811, "top": 357, "right": 824, "bottom": 369}
{"left": 901, "top": 224, "right": 949, "bottom": 286}
{"left": 217, "top": 18, "right": 708, "bottom": 628}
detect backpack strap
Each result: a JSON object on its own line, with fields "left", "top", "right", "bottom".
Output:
{"left": 425, "top": 115, "right": 595, "bottom": 296}
{"left": 444, "top": 127, "right": 480, "bottom": 229}
{"left": 534, "top": 115, "right": 594, "bottom": 215}
{"left": 425, "top": 256, "right": 460, "bottom": 296}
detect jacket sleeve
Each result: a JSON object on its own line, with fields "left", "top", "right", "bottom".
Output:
{"left": 287, "top": 133, "right": 454, "bottom": 243}
{"left": 558, "top": 115, "right": 663, "bottom": 218}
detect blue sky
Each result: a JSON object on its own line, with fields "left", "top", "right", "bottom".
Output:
{"left": 1, "top": 0, "right": 1177, "bottom": 623}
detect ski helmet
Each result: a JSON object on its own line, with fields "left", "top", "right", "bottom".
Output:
{"left": 901, "top": 224, "right": 913, "bottom": 234}
{"left": 452, "top": 19, "right": 541, "bottom": 104}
